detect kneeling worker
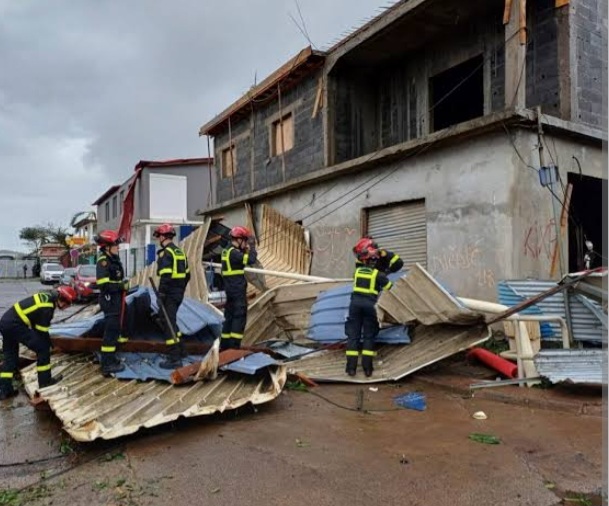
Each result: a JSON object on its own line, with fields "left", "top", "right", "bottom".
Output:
{"left": 0, "top": 286, "right": 77, "bottom": 399}
{"left": 345, "top": 247, "right": 393, "bottom": 377}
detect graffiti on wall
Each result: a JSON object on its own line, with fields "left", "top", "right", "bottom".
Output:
{"left": 522, "top": 218, "right": 557, "bottom": 261}
{"left": 313, "top": 225, "right": 358, "bottom": 276}
{"left": 429, "top": 239, "right": 496, "bottom": 289}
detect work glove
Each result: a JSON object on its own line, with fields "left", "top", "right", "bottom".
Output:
{"left": 123, "top": 278, "right": 130, "bottom": 291}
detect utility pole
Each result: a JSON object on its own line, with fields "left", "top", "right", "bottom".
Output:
{"left": 536, "top": 106, "right": 564, "bottom": 277}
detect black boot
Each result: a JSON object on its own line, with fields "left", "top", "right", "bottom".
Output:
{"left": 101, "top": 354, "right": 125, "bottom": 375}
{"left": 38, "top": 373, "right": 64, "bottom": 389}
{"left": 178, "top": 340, "right": 188, "bottom": 358}
{"left": 362, "top": 355, "right": 374, "bottom": 377}
{"left": 159, "top": 345, "right": 182, "bottom": 370}
{"left": 345, "top": 355, "right": 358, "bottom": 377}
{"left": 0, "top": 381, "right": 17, "bottom": 400}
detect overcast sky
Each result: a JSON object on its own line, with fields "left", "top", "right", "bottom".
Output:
{"left": 0, "top": 0, "right": 386, "bottom": 251}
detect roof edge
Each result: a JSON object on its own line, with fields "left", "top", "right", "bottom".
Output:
{"left": 91, "top": 185, "right": 120, "bottom": 206}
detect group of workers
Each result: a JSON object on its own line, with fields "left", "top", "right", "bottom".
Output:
{"left": 0, "top": 221, "right": 401, "bottom": 401}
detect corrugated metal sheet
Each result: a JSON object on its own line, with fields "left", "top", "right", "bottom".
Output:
{"left": 377, "top": 264, "right": 485, "bottom": 326}
{"left": 221, "top": 353, "right": 278, "bottom": 374}
{"left": 290, "top": 324, "right": 490, "bottom": 383}
{"left": 105, "top": 352, "right": 206, "bottom": 382}
{"left": 22, "top": 354, "right": 287, "bottom": 442}
{"left": 534, "top": 349, "right": 606, "bottom": 385}
{"left": 307, "top": 273, "right": 410, "bottom": 344}
{"left": 498, "top": 280, "right": 605, "bottom": 343}
{"left": 367, "top": 200, "right": 426, "bottom": 268}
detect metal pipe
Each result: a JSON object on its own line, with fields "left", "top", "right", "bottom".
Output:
{"left": 203, "top": 261, "right": 344, "bottom": 283}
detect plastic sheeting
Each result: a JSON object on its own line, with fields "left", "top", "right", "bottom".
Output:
{"left": 307, "top": 273, "right": 410, "bottom": 344}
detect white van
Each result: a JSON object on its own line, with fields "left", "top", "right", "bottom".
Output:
{"left": 40, "top": 263, "right": 64, "bottom": 285}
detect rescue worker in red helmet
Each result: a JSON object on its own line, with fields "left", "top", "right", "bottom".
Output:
{"left": 345, "top": 247, "right": 393, "bottom": 377}
{"left": 0, "top": 286, "right": 77, "bottom": 400}
{"left": 220, "top": 226, "right": 257, "bottom": 350}
{"left": 95, "top": 230, "right": 126, "bottom": 375}
{"left": 353, "top": 237, "right": 404, "bottom": 274}
{"left": 153, "top": 223, "right": 190, "bottom": 369}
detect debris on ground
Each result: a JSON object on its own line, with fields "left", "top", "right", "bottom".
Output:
{"left": 468, "top": 433, "right": 501, "bottom": 445}
{"left": 393, "top": 392, "right": 427, "bottom": 411}
{"left": 472, "top": 411, "right": 488, "bottom": 420}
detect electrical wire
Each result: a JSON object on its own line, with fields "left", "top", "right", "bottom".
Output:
{"left": 305, "top": 389, "right": 402, "bottom": 413}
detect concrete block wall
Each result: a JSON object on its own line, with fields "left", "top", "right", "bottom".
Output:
{"left": 526, "top": 0, "right": 561, "bottom": 116}
{"left": 213, "top": 70, "right": 325, "bottom": 204}
{"left": 572, "top": 0, "right": 607, "bottom": 128}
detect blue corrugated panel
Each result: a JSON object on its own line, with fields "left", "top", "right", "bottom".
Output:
{"left": 100, "top": 352, "right": 206, "bottom": 381}
{"left": 146, "top": 244, "right": 156, "bottom": 265}
{"left": 307, "top": 273, "right": 410, "bottom": 344}
{"left": 497, "top": 281, "right": 555, "bottom": 338}
{"left": 220, "top": 353, "right": 278, "bottom": 375}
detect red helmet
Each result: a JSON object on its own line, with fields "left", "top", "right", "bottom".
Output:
{"left": 353, "top": 237, "right": 375, "bottom": 256}
{"left": 229, "top": 226, "right": 252, "bottom": 240}
{"left": 153, "top": 223, "right": 176, "bottom": 238}
{"left": 94, "top": 230, "right": 121, "bottom": 247}
{"left": 56, "top": 286, "right": 77, "bottom": 305}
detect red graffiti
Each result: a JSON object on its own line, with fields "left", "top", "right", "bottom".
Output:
{"left": 523, "top": 219, "right": 557, "bottom": 260}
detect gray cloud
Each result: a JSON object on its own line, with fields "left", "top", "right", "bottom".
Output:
{"left": 0, "top": 0, "right": 385, "bottom": 250}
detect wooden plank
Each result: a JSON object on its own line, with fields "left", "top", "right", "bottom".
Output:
{"left": 550, "top": 183, "right": 573, "bottom": 277}
{"left": 312, "top": 77, "right": 324, "bottom": 118}
{"left": 503, "top": 0, "right": 513, "bottom": 24}
{"left": 555, "top": 0, "right": 569, "bottom": 7}
{"left": 519, "top": 0, "right": 527, "bottom": 44}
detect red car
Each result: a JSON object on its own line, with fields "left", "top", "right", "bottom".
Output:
{"left": 72, "top": 264, "right": 99, "bottom": 302}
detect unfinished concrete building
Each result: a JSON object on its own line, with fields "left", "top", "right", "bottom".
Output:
{"left": 198, "top": 0, "right": 606, "bottom": 300}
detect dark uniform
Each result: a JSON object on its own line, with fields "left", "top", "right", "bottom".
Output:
{"left": 96, "top": 251, "right": 126, "bottom": 372}
{"left": 0, "top": 292, "right": 58, "bottom": 395}
{"left": 356, "top": 249, "right": 403, "bottom": 274}
{"left": 157, "top": 242, "right": 190, "bottom": 362}
{"left": 220, "top": 245, "right": 257, "bottom": 350}
{"left": 345, "top": 266, "right": 393, "bottom": 376}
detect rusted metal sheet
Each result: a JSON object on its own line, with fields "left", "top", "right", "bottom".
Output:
{"left": 377, "top": 264, "right": 485, "bottom": 326}
{"left": 289, "top": 324, "right": 491, "bottom": 384}
{"left": 22, "top": 354, "right": 287, "bottom": 442}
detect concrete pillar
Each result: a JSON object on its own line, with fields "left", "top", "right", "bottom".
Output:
{"left": 556, "top": 3, "right": 573, "bottom": 120}
{"left": 504, "top": 0, "right": 527, "bottom": 109}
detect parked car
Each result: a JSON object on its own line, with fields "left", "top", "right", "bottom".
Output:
{"left": 72, "top": 264, "right": 99, "bottom": 301}
{"left": 59, "top": 267, "right": 77, "bottom": 286}
{"left": 40, "top": 263, "right": 64, "bottom": 285}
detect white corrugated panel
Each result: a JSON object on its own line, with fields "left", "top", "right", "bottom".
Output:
{"left": 367, "top": 200, "right": 426, "bottom": 267}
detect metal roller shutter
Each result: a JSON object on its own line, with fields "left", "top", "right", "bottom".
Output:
{"left": 366, "top": 200, "right": 427, "bottom": 267}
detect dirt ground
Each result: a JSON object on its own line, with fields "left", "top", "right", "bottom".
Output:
{"left": 0, "top": 281, "right": 605, "bottom": 506}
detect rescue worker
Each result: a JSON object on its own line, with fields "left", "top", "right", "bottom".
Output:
{"left": 353, "top": 237, "right": 404, "bottom": 274}
{"left": 95, "top": 230, "right": 126, "bottom": 375}
{"left": 220, "top": 226, "right": 257, "bottom": 351}
{"left": 153, "top": 223, "right": 190, "bottom": 369}
{"left": 0, "top": 286, "right": 77, "bottom": 400}
{"left": 345, "top": 247, "right": 393, "bottom": 377}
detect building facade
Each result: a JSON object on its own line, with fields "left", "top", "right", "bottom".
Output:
{"left": 198, "top": 0, "right": 606, "bottom": 300}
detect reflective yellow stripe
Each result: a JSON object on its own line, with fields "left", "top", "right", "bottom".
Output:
{"left": 160, "top": 247, "right": 189, "bottom": 279}
{"left": 243, "top": 252, "right": 249, "bottom": 265}
{"left": 176, "top": 331, "right": 182, "bottom": 338}
{"left": 37, "top": 364, "right": 52, "bottom": 372}
{"left": 221, "top": 248, "right": 245, "bottom": 276}
{"left": 98, "top": 255, "right": 107, "bottom": 261}
{"left": 230, "top": 333, "right": 244, "bottom": 339}
{"left": 101, "top": 346, "right": 116, "bottom": 353}
{"left": 353, "top": 268, "right": 379, "bottom": 295}
{"left": 345, "top": 350, "right": 359, "bottom": 356}
{"left": 14, "top": 294, "right": 54, "bottom": 328}
{"left": 97, "top": 277, "right": 110, "bottom": 285}
{"left": 221, "top": 333, "right": 232, "bottom": 339}
{"left": 362, "top": 350, "right": 376, "bottom": 357}
{"left": 158, "top": 268, "right": 172, "bottom": 275}
{"left": 0, "top": 372, "right": 14, "bottom": 378}
{"left": 382, "top": 281, "right": 393, "bottom": 291}
{"left": 117, "top": 336, "right": 129, "bottom": 343}
{"left": 14, "top": 303, "right": 31, "bottom": 327}
{"left": 35, "top": 325, "right": 50, "bottom": 332}
{"left": 166, "top": 338, "right": 178, "bottom": 346}
{"left": 389, "top": 254, "right": 400, "bottom": 266}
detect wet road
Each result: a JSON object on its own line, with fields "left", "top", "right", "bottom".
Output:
{"left": 0, "top": 280, "right": 604, "bottom": 506}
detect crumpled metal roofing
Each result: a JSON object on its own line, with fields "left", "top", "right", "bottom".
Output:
{"left": 307, "top": 273, "right": 410, "bottom": 344}
{"left": 498, "top": 279, "right": 606, "bottom": 342}
{"left": 290, "top": 324, "right": 490, "bottom": 383}
{"left": 22, "top": 354, "right": 287, "bottom": 442}
{"left": 377, "top": 264, "right": 485, "bottom": 326}
{"left": 534, "top": 349, "right": 606, "bottom": 385}
{"left": 104, "top": 352, "right": 206, "bottom": 382}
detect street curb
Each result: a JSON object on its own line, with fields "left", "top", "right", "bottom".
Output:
{"left": 415, "top": 375, "right": 603, "bottom": 417}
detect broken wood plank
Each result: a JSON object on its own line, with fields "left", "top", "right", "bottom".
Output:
{"left": 51, "top": 336, "right": 212, "bottom": 354}
{"left": 555, "top": 0, "right": 569, "bottom": 7}
{"left": 503, "top": 0, "right": 513, "bottom": 24}
{"left": 550, "top": 183, "right": 573, "bottom": 278}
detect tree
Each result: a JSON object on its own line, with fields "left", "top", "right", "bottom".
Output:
{"left": 46, "top": 224, "right": 70, "bottom": 249}
{"left": 19, "top": 226, "right": 49, "bottom": 254}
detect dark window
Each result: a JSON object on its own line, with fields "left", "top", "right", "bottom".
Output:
{"left": 119, "top": 191, "right": 125, "bottom": 214}
{"left": 112, "top": 196, "right": 118, "bottom": 218}
{"left": 105, "top": 202, "right": 110, "bottom": 221}
{"left": 430, "top": 55, "right": 484, "bottom": 132}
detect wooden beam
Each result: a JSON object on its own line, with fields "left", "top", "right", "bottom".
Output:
{"left": 555, "top": 0, "right": 569, "bottom": 7}
{"left": 51, "top": 337, "right": 212, "bottom": 354}
{"left": 550, "top": 183, "right": 573, "bottom": 277}
{"left": 312, "top": 77, "right": 324, "bottom": 119}
{"left": 503, "top": 0, "right": 514, "bottom": 24}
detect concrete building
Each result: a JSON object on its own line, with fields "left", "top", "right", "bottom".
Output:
{"left": 70, "top": 210, "right": 97, "bottom": 245}
{"left": 93, "top": 158, "right": 215, "bottom": 275}
{"left": 198, "top": 0, "right": 606, "bottom": 300}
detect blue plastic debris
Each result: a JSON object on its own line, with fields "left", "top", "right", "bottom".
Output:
{"left": 220, "top": 353, "right": 278, "bottom": 375}
{"left": 393, "top": 392, "right": 427, "bottom": 411}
